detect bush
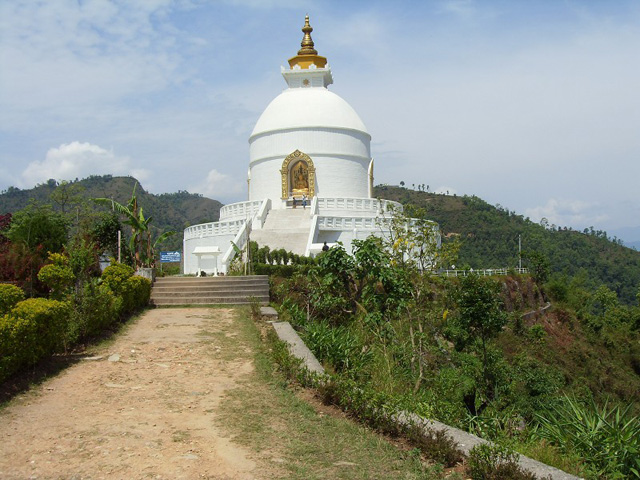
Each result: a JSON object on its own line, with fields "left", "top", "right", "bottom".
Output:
{"left": 101, "top": 262, "right": 148, "bottom": 314}
{"left": 68, "top": 280, "right": 119, "bottom": 342}
{"left": 126, "top": 275, "right": 151, "bottom": 311}
{"left": 468, "top": 443, "right": 537, "bottom": 480}
{"left": 38, "top": 253, "right": 75, "bottom": 299}
{"left": 0, "top": 283, "right": 24, "bottom": 314}
{"left": 0, "top": 298, "right": 72, "bottom": 382}
{"left": 101, "top": 262, "right": 135, "bottom": 296}
{"left": 535, "top": 395, "right": 640, "bottom": 478}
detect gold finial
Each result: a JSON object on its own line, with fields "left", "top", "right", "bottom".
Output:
{"left": 288, "top": 15, "right": 327, "bottom": 69}
{"left": 298, "top": 15, "right": 318, "bottom": 55}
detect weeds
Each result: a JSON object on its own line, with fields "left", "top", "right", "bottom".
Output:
{"left": 534, "top": 395, "right": 640, "bottom": 478}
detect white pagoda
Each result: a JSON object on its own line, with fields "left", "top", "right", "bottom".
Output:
{"left": 183, "top": 16, "right": 407, "bottom": 274}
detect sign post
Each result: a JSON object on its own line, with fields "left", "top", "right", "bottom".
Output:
{"left": 159, "top": 251, "right": 181, "bottom": 275}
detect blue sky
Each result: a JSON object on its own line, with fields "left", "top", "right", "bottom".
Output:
{"left": 1, "top": 0, "right": 639, "bottom": 242}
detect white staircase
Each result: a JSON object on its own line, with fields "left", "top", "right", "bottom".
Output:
{"left": 250, "top": 208, "right": 312, "bottom": 255}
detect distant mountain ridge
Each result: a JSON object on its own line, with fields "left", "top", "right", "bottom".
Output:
{"left": 0, "top": 175, "right": 222, "bottom": 251}
{"left": 375, "top": 185, "right": 640, "bottom": 305}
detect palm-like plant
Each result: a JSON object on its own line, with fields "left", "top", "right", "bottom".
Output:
{"left": 93, "top": 183, "right": 175, "bottom": 268}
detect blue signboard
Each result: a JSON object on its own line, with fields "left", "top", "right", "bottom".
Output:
{"left": 160, "top": 251, "right": 181, "bottom": 263}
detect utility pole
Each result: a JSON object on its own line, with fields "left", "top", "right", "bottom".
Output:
{"left": 518, "top": 234, "right": 522, "bottom": 270}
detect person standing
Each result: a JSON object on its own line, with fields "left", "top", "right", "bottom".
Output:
{"left": 302, "top": 194, "right": 307, "bottom": 209}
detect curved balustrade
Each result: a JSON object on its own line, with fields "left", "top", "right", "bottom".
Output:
{"left": 220, "top": 200, "right": 264, "bottom": 221}
{"left": 315, "top": 197, "right": 402, "bottom": 215}
{"left": 184, "top": 220, "right": 245, "bottom": 240}
{"left": 316, "top": 216, "right": 381, "bottom": 230}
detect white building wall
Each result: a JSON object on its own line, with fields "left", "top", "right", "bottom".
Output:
{"left": 184, "top": 234, "right": 236, "bottom": 274}
{"left": 249, "top": 127, "right": 371, "bottom": 207}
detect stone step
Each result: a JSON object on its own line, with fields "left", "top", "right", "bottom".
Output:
{"left": 150, "top": 295, "right": 269, "bottom": 306}
{"left": 151, "top": 287, "right": 268, "bottom": 298}
{"left": 152, "top": 284, "right": 268, "bottom": 292}
{"left": 154, "top": 275, "right": 267, "bottom": 284}
{"left": 150, "top": 275, "right": 269, "bottom": 306}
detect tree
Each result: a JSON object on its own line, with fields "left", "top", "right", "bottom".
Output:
{"left": 523, "top": 249, "right": 549, "bottom": 284}
{"left": 379, "top": 204, "right": 456, "bottom": 272}
{"left": 50, "top": 180, "right": 86, "bottom": 215}
{"left": 3, "top": 203, "right": 68, "bottom": 295}
{"left": 7, "top": 202, "right": 68, "bottom": 253}
{"left": 454, "top": 274, "right": 507, "bottom": 406}
{"left": 93, "top": 184, "right": 174, "bottom": 268}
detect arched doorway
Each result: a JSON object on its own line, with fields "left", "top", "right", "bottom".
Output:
{"left": 280, "top": 149, "right": 315, "bottom": 199}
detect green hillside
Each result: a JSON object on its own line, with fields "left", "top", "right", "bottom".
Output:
{"left": 0, "top": 175, "right": 222, "bottom": 251}
{"left": 375, "top": 185, "right": 640, "bottom": 305}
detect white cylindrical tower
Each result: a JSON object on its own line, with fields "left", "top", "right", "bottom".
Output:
{"left": 248, "top": 16, "right": 372, "bottom": 209}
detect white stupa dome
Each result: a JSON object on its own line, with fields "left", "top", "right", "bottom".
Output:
{"left": 248, "top": 16, "right": 373, "bottom": 206}
{"left": 250, "top": 87, "right": 369, "bottom": 138}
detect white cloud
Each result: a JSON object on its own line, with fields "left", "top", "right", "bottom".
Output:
{"left": 20, "top": 142, "right": 149, "bottom": 187}
{"left": 525, "top": 198, "right": 608, "bottom": 229}
{"left": 191, "top": 168, "right": 244, "bottom": 201}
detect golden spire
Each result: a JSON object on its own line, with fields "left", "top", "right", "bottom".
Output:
{"left": 288, "top": 15, "right": 327, "bottom": 69}
{"left": 298, "top": 15, "right": 318, "bottom": 55}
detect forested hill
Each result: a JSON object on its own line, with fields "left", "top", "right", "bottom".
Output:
{"left": 0, "top": 175, "right": 222, "bottom": 251}
{"left": 375, "top": 185, "right": 640, "bottom": 305}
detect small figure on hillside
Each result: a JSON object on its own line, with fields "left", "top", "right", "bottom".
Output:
{"left": 322, "top": 241, "right": 329, "bottom": 252}
{"left": 302, "top": 194, "right": 307, "bottom": 209}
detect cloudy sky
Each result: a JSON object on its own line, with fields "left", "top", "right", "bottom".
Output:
{"left": 1, "top": 0, "right": 639, "bottom": 241}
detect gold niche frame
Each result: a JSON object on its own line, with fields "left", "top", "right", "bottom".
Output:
{"left": 280, "top": 149, "right": 315, "bottom": 199}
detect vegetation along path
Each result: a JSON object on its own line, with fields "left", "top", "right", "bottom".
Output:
{"left": 0, "top": 307, "right": 443, "bottom": 480}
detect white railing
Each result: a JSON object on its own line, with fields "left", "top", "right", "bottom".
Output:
{"left": 184, "top": 220, "right": 245, "bottom": 240}
{"left": 309, "top": 195, "right": 319, "bottom": 216}
{"left": 305, "top": 214, "right": 320, "bottom": 256}
{"left": 221, "top": 219, "right": 251, "bottom": 270}
{"left": 438, "top": 268, "right": 529, "bottom": 277}
{"left": 253, "top": 198, "right": 271, "bottom": 230}
{"left": 316, "top": 197, "right": 402, "bottom": 215}
{"left": 316, "top": 216, "right": 379, "bottom": 230}
{"left": 220, "top": 200, "right": 264, "bottom": 221}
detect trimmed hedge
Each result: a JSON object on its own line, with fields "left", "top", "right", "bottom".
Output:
{"left": 101, "top": 263, "right": 150, "bottom": 314}
{"left": 0, "top": 298, "right": 72, "bottom": 382}
{"left": 252, "top": 263, "right": 313, "bottom": 278}
{"left": 0, "top": 265, "right": 151, "bottom": 384}
{"left": 0, "top": 283, "right": 25, "bottom": 315}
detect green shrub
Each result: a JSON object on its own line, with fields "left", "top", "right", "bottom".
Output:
{"left": 126, "top": 275, "right": 151, "bottom": 311}
{"left": 252, "top": 263, "right": 312, "bottom": 277}
{"left": 101, "top": 263, "right": 143, "bottom": 314}
{"left": 68, "top": 280, "right": 119, "bottom": 342}
{"left": 0, "top": 298, "right": 72, "bottom": 382}
{"left": 101, "top": 262, "right": 135, "bottom": 296}
{"left": 38, "top": 262, "right": 74, "bottom": 299}
{"left": 468, "top": 443, "right": 537, "bottom": 480}
{"left": 0, "top": 283, "right": 25, "bottom": 315}
{"left": 304, "top": 321, "right": 373, "bottom": 375}
{"left": 405, "top": 425, "right": 463, "bottom": 467}
{"left": 535, "top": 395, "right": 640, "bottom": 478}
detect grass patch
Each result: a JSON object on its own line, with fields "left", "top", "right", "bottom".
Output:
{"left": 216, "top": 308, "right": 458, "bottom": 479}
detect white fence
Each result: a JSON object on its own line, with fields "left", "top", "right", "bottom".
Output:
{"left": 315, "top": 197, "right": 402, "bottom": 215}
{"left": 219, "top": 200, "right": 264, "bottom": 221}
{"left": 438, "top": 268, "right": 529, "bottom": 277}
{"left": 316, "top": 216, "right": 380, "bottom": 230}
{"left": 183, "top": 220, "right": 245, "bottom": 240}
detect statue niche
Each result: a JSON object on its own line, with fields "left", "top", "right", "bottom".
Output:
{"left": 291, "top": 161, "right": 309, "bottom": 196}
{"left": 280, "top": 149, "right": 315, "bottom": 199}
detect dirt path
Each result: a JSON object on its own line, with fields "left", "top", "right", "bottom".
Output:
{"left": 0, "top": 308, "right": 263, "bottom": 480}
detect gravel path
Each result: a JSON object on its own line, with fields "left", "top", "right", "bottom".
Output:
{"left": 0, "top": 308, "right": 261, "bottom": 480}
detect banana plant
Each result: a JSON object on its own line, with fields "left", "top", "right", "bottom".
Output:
{"left": 93, "top": 183, "right": 175, "bottom": 268}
